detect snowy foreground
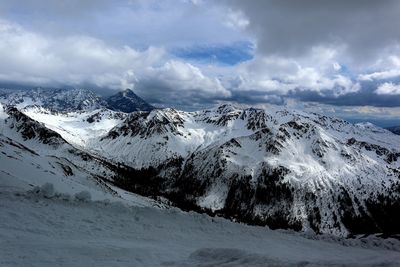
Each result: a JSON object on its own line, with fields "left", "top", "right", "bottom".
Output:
{"left": 1, "top": 186, "right": 400, "bottom": 267}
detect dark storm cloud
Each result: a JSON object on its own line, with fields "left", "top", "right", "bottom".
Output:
{"left": 227, "top": 0, "right": 400, "bottom": 66}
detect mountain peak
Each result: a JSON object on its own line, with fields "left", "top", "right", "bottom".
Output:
{"left": 106, "top": 89, "right": 154, "bottom": 113}
{"left": 121, "top": 88, "right": 134, "bottom": 97}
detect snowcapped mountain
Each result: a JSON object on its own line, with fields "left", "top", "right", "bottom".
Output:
{"left": 0, "top": 88, "right": 106, "bottom": 111}
{"left": 17, "top": 102, "right": 400, "bottom": 237}
{"left": 0, "top": 87, "right": 153, "bottom": 113}
{"left": 0, "top": 103, "right": 156, "bottom": 205}
{"left": 106, "top": 88, "right": 154, "bottom": 112}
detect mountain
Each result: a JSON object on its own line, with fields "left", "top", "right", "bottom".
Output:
{"left": 387, "top": 125, "right": 400, "bottom": 135}
{"left": 106, "top": 88, "right": 154, "bottom": 112}
{"left": 0, "top": 88, "right": 106, "bottom": 112}
{"left": 18, "top": 103, "right": 400, "bottom": 237}
{"left": 0, "top": 102, "right": 157, "bottom": 204}
{"left": 0, "top": 87, "right": 153, "bottom": 113}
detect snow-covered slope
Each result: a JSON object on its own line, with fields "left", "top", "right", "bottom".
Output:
{"left": 8, "top": 102, "right": 400, "bottom": 236}
{"left": 22, "top": 106, "right": 127, "bottom": 147}
{"left": 2, "top": 189, "right": 400, "bottom": 266}
{"left": 0, "top": 103, "right": 155, "bottom": 206}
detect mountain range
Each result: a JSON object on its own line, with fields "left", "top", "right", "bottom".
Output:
{"left": 0, "top": 88, "right": 399, "bottom": 237}
{"left": 0, "top": 87, "right": 154, "bottom": 113}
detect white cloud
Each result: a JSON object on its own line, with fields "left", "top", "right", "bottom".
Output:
{"left": 228, "top": 54, "right": 360, "bottom": 96}
{"left": 333, "top": 62, "right": 341, "bottom": 71}
{"left": 358, "top": 69, "right": 400, "bottom": 81}
{"left": 224, "top": 9, "right": 250, "bottom": 30}
{"left": 0, "top": 19, "right": 166, "bottom": 89}
{"left": 143, "top": 60, "right": 230, "bottom": 97}
{"left": 375, "top": 82, "right": 400, "bottom": 95}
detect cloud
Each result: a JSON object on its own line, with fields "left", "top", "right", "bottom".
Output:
{"left": 227, "top": 53, "right": 360, "bottom": 97}
{"left": 0, "top": 1, "right": 400, "bottom": 113}
{"left": 0, "top": 15, "right": 365, "bottom": 109}
{"left": 375, "top": 82, "right": 400, "bottom": 95}
{"left": 135, "top": 60, "right": 231, "bottom": 107}
{"left": 226, "top": 0, "right": 400, "bottom": 69}
{"left": 0, "top": 19, "right": 232, "bottom": 108}
{"left": 359, "top": 70, "right": 400, "bottom": 81}
{"left": 223, "top": 9, "right": 250, "bottom": 31}
{"left": 0, "top": 19, "right": 166, "bottom": 89}
{"left": 0, "top": 0, "right": 249, "bottom": 49}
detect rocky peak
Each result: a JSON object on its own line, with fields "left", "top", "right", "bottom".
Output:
{"left": 106, "top": 89, "right": 154, "bottom": 113}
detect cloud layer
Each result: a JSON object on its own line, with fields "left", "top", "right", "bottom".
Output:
{"left": 0, "top": 0, "right": 399, "bottom": 117}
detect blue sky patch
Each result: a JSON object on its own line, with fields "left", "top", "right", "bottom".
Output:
{"left": 172, "top": 42, "right": 254, "bottom": 66}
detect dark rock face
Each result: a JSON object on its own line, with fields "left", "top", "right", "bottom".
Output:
{"left": 111, "top": 155, "right": 400, "bottom": 237}
{"left": 102, "top": 109, "right": 184, "bottom": 140}
{"left": 86, "top": 110, "right": 126, "bottom": 123}
{"left": 220, "top": 165, "right": 303, "bottom": 231}
{"left": 106, "top": 89, "right": 154, "bottom": 113}
{"left": 5, "top": 106, "right": 66, "bottom": 147}
{"left": 347, "top": 138, "right": 400, "bottom": 164}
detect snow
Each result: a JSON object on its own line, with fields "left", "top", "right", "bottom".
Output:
{"left": 22, "top": 107, "right": 126, "bottom": 147}
{"left": 32, "top": 183, "right": 56, "bottom": 198}
{"left": 74, "top": 190, "right": 92, "bottom": 202}
{"left": 1, "top": 188, "right": 400, "bottom": 267}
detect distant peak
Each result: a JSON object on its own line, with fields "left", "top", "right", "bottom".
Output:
{"left": 122, "top": 88, "right": 133, "bottom": 94}
{"left": 215, "top": 103, "right": 240, "bottom": 114}
{"left": 106, "top": 89, "right": 154, "bottom": 113}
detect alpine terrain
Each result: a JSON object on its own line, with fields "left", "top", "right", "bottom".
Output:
{"left": 1, "top": 89, "right": 400, "bottom": 266}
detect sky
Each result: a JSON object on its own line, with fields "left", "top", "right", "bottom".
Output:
{"left": 0, "top": 0, "right": 400, "bottom": 126}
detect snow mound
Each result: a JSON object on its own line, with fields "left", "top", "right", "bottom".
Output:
{"left": 29, "top": 183, "right": 93, "bottom": 203}
{"left": 30, "top": 183, "right": 55, "bottom": 198}
{"left": 74, "top": 190, "right": 92, "bottom": 202}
